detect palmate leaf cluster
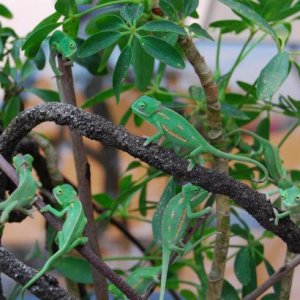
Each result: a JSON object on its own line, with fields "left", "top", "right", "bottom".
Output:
{"left": 0, "top": 0, "right": 300, "bottom": 299}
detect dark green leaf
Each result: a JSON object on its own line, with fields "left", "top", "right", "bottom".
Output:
{"left": 139, "top": 20, "right": 187, "bottom": 36}
{"left": 22, "top": 23, "right": 61, "bottom": 58}
{"left": 21, "top": 60, "right": 35, "bottom": 80}
{"left": 257, "top": 51, "right": 290, "bottom": 100}
{"left": 264, "top": 259, "right": 280, "bottom": 295}
{"left": 291, "top": 170, "right": 300, "bottom": 182}
{"left": 230, "top": 224, "right": 248, "bottom": 240}
{"left": 33, "top": 47, "right": 46, "bottom": 70}
{"left": 77, "top": 31, "right": 122, "bottom": 58}
{"left": 119, "top": 106, "right": 132, "bottom": 126}
{"left": 85, "top": 14, "right": 125, "bottom": 35}
{"left": 55, "top": 0, "right": 77, "bottom": 16}
{"left": 234, "top": 247, "right": 251, "bottom": 285}
{"left": 0, "top": 72, "right": 11, "bottom": 87}
{"left": 189, "top": 85, "right": 205, "bottom": 101}
{"left": 0, "top": 4, "right": 13, "bottom": 19}
{"left": 180, "top": 289, "right": 197, "bottom": 300}
{"left": 261, "top": 294, "right": 278, "bottom": 300}
{"left": 219, "top": 0, "right": 277, "bottom": 42}
{"left": 221, "top": 280, "right": 240, "bottom": 300}
{"left": 97, "top": 44, "right": 115, "bottom": 73}
{"left": 113, "top": 45, "right": 133, "bottom": 103}
{"left": 210, "top": 19, "right": 247, "bottom": 34}
{"left": 189, "top": 23, "right": 214, "bottom": 40}
{"left": 3, "top": 96, "right": 21, "bottom": 128}
{"left": 132, "top": 38, "right": 154, "bottom": 91}
{"left": 26, "top": 88, "right": 60, "bottom": 102}
{"left": 81, "top": 84, "right": 134, "bottom": 108}
{"left": 93, "top": 193, "right": 113, "bottom": 209}
{"left": 255, "top": 118, "right": 269, "bottom": 140}
{"left": 54, "top": 256, "right": 93, "bottom": 284}
{"left": 63, "top": 17, "right": 80, "bottom": 38}
{"left": 125, "top": 161, "right": 141, "bottom": 172}
{"left": 139, "top": 36, "right": 185, "bottom": 69}
{"left": 159, "top": 0, "right": 177, "bottom": 20}
{"left": 221, "top": 103, "right": 250, "bottom": 120}
{"left": 139, "top": 185, "right": 147, "bottom": 216}
{"left": 120, "top": 3, "right": 144, "bottom": 25}
{"left": 182, "top": 0, "right": 199, "bottom": 17}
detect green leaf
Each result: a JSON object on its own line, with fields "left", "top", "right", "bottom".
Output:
{"left": 77, "top": 31, "right": 122, "bottom": 58}
{"left": 81, "top": 84, "right": 134, "bottom": 108}
{"left": 139, "top": 185, "right": 147, "bottom": 216}
{"left": 125, "top": 161, "right": 141, "bottom": 172}
{"left": 0, "top": 4, "right": 12, "bottom": 19}
{"left": 210, "top": 19, "right": 247, "bottom": 34}
{"left": 264, "top": 259, "right": 280, "bottom": 295}
{"left": 120, "top": 3, "right": 144, "bottom": 25}
{"left": 234, "top": 247, "right": 251, "bottom": 285}
{"left": 119, "top": 106, "right": 132, "bottom": 126}
{"left": 0, "top": 72, "right": 11, "bottom": 87}
{"left": 230, "top": 224, "right": 249, "bottom": 240}
{"left": 189, "top": 23, "right": 214, "bottom": 41}
{"left": 189, "top": 85, "right": 205, "bottom": 101}
{"left": 22, "top": 23, "right": 61, "bottom": 58}
{"left": 255, "top": 118, "right": 269, "bottom": 140}
{"left": 20, "top": 60, "right": 36, "bottom": 80}
{"left": 139, "top": 20, "right": 187, "bottom": 36}
{"left": 54, "top": 256, "right": 93, "bottom": 284}
{"left": 63, "top": 16, "right": 79, "bottom": 38}
{"left": 159, "top": 0, "right": 177, "bottom": 20}
{"left": 33, "top": 47, "right": 46, "bottom": 70}
{"left": 182, "top": 0, "right": 199, "bottom": 17}
{"left": 257, "top": 51, "right": 290, "bottom": 100}
{"left": 221, "top": 103, "right": 250, "bottom": 120}
{"left": 221, "top": 280, "right": 240, "bottom": 300}
{"left": 132, "top": 38, "right": 154, "bottom": 91}
{"left": 138, "top": 36, "right": 185, "bottom": 69}
{"left": 93, "top": 193, "right": 113, "bottom": 209}
{"left": 30, "top": 12, "right": 62, "bottom": 33}
{"left": 3, "top": 96, "right": 21, "bottom": 128}
{"left": 55, "top": 0, "right": 77, "bottom": 16}
{"left": 218, "top": 0, "right": 277, "bottom": 42}
{"left": 180, "top": 289, "right": 197, "bottom": 300}
{"left": 26, "top": 88, "right": 60, "bottom": 102}
{"left": 85, "top": 14, "right": 125, "bottom": 35}
{"left": 113, "top": 45, "right": 133, "bottom": 103}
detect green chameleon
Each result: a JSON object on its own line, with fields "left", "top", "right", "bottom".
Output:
{"left": 227, "top": 128, "right": 292, "bottom": 189}
{"left": 0, "top": 154, "right": 40, "bottom": 223}
{"left": 20, "top": 184, "right": 88, "bottom": 298}
{"left": 109, "top": 266, "right": 160, "bottom": 299}
{"left": 159, "top": 184, "right": 212, "bottom": 300}
{"left": 273, "top": 186, "right": 300, "bottom": 225}
{"left": 131, "top": 96, "right": 268, "bottom": 183}
{"left": 49, "top": 30, "right": 77, "bottom": 76}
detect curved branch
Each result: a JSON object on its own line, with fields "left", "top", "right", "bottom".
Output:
{"left": 1, "top": 103, "right": 300, "bottom": 252}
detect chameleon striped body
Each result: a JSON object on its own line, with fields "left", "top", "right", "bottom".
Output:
{"left": 131, "top": 96, "right": 268, "bottom": 182}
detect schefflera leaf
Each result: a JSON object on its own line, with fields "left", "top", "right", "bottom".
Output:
{"left": 113, "top": 45, "right": 133, "bottom": 103}
{"left": 257, "top": 51, "right": 290, "bottom": 100}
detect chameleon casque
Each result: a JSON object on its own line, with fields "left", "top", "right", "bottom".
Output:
{"left": 273, "top": 186, "right": 300, "bottom": 225}
{"left": 0, "top": 154, "right": 40, "bottom": 223}
{"left": 131, "top": 96, "right": 268, "bottom": 183}
{"left": 20, "top": 184, "right": 88, "bottom": 298}
{"left": 49, "top": 30, "right": 77, "bottom": 76}
{"left": 159, "top": 184, "right": 212, "bottom": 300}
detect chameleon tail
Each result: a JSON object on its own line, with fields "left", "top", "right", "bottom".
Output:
{"left": 159, "top": 249, "right": 170, "bottom": 300}
{"left": 20, "top": 246, "right": 66, "bottom": 299}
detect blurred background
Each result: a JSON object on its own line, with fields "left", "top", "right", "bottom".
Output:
{"left": 1, "top": 0, "right": 300, "bottom": 299}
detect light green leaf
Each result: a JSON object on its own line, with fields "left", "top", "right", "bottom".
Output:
{"left": 138, "top": 36, "right": 185, "bottom": 69}
{"left": 81, "top": 84, "right": 134, "bottom": 108}
{"left": 0, "top": 4, "right": 12, "bottom": 19}
{"left": 182, "top": 0, "right": 199, "bottom": 17}
{"left": 257, "top": 51, "right": 289, "bottom": 100}
{"left": 113, "top": 45, "right": 133, "bottom": 103}
{"left": 139, "top": 20, "right": 187, "bottom": 36}
{"left": 77, "top": 31, "right": 121, "bottom": 58}
{"left": 3, "top": 96, "right": 21, "bottom": 128}
{"left": 120, "top": 3, "right": 144, "bottom": 25}
{"left": 26, "top": 88, "right": 60, "bottom": 102}
{"left": 189, "top": 23, "right": 214, "bottom": 41}
{"left": 218, "top": 0, "right": 277, "bottom": 42}
{"left": 132, "top": 38, "right": 154, "bottom": 91}
{"left": 234, "top": 247, "right": 251, "bottom": 285}
{"left": 22, "top": 23, "right": 61, "bottom": 58}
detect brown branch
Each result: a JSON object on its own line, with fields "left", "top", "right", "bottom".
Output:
{"left": 0, "top": 103, "right": 300, "bottom": 253}
{"left": 243, "top": 255, "right": 300, "bottom": 300}
{"left": 57, "top": 56, "right": 108, "bottom": 300}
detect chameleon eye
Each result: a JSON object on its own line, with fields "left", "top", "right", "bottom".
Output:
{"left": 296, "top": 195, "right": 300, "bottom": 201}
{"left": 57, "top": 189, "right": 63, "bottom": 195}
{"left": 281, "top": 195, "right": 285, "bottom": 200}
{"left": 138, "top": 102, "right": 146, "bottom": 109}
{"left": 69, "top": 42, "right": 76, "bottom": 49}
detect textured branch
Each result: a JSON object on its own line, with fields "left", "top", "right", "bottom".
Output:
{"left": 0, "top": 103, "right": 300, "bottom": 253}
{"left": 0, "top": 246, "right": 76, "bottom": 300}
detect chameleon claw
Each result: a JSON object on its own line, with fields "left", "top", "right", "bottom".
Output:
{"left": 187, "top": 159, "right": 195, "bottom": 171}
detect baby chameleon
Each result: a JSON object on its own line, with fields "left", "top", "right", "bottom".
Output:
{"left": 0, "top": 154, "right": 40, "bottom": 223}
{"left": 273, "top": 186, "right": 300, "bottom": 225}
{"left": 20, "top": 184, "right": 88, "bottom": 298}
{"left": 131, "top": 96, "right": 268, "bottom": 183}
{"left": 159, "top": 184, "right": 212, "bottom": 300}
{"left": 49, "top": 30, "right": 77, "bottom": 76}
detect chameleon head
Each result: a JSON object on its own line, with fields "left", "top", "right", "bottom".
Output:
{"left": 281, "top": 187, "right": 300, "bottom": 211}
{"left": 12, "top": 154, "right": 34, "bottom": 170}
{"left": 182, "top": 183, "right": 209, "bottom": 206}
{"left": 131, "top": 96, "right": 161, "bottom": 118}
{"left": 53, "top": 184, "right": 77, "bottom": 206}
{"left": 58, "top": 36, "right": 77, "bottom": 58}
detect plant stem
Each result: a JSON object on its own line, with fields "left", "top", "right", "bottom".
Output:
{"left": 278, "top": 121, "right": 299, "bottom": 148}
{"left": 56, "top": 56, "right": 108, "bottom": 300}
